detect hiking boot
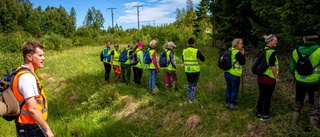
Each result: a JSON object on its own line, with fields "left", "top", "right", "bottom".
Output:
{"left": 293, "top": 111, "right": 300, "bottom": 124}
{"left": 225, "top": 103, "right": 230, "bottom": 109}
{"left": 261, "top": 115, "right": 272, "bottom": 121}
{"left": 165, "top": 84, "right": 169, "bottom": 90}
{"left": 257, "top": 114, "right": 263, "bottom": 119}
{"left": 229, "top": 104, "right": 236, "bottom": 109}
{"left": 310, "top": 116, "right": 319, "bottom": 127}
{"left": 172, "top": 82, "right": 176, "bottom": 91}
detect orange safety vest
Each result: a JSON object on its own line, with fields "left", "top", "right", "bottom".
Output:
{"left": 12, "top": 67, "right": 48, "bottom": 124}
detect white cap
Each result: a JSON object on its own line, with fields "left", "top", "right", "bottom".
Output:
{"left": 167, "top": 41, "right": 176, "bottom": 47}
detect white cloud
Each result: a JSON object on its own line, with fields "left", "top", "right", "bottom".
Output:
{"left": 118, "top": 0, "right": 200, "bottom": 29}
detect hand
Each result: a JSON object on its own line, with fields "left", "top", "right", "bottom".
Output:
{"left": 275, "top": 77, "right": 281, "bottom": 84}
{"left": 240, "top": 48, "right": 245, "bottom": 55}
{"left": 45, "top": 129, "right": 54, "bottom": 137}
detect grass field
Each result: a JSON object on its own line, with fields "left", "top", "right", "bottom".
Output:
{"left": 0, "top": 44, "right": 319, "bottom": 137}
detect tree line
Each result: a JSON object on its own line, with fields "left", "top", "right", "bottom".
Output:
{"left": 2, "top": 0, "right": 319, "bottom": 54}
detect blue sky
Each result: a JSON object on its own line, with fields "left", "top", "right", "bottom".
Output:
{"left": 29, "top": 0, "right": 200, "bottom": 30}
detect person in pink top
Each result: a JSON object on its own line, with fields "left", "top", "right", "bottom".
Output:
{"left": 147, "top": 39, "right": 160, "bottom": 92}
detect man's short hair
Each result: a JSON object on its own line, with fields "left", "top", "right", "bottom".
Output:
{"left": 188, "top": 37, "right": 195, "bottom": 45}
{"left": 22, "top": 42, "right": 44, "bottom": 58}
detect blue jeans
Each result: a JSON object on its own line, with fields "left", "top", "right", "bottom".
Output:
{"left": 224, "top": 72, "right": 240, "bottom": 105}
{"left": 149, "top": 69, "right": 158, "bottom": 91}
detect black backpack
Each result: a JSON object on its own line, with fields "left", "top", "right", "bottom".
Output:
{"left": 218, "top": 50, "right": 237, "bottom": 70}
{"left": 251, "top": 49, "right": 268, "bottom": 75}
{"left": 130, "top": 51, "right": 139, "bottom": 66}
{"left": 295, "top": 48, "right": 319, "bottom": 75}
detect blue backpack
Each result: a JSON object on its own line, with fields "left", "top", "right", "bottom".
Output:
{"left": 159, "top": 50, "right": 170, "bottom": 67}
{"left": 143, "top": 49, "right": 152, "bottom": 64}
{"left": 103, "top": 48, "right": 111, "bottom": 62}
{"left": 119, "top": 49, "right": 128, "bottom": 62}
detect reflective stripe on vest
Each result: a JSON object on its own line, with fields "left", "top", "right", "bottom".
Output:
{"left": 183, "top": 47, "right": 199, "bottom": 73}
{"left": 113, "top": 50, "right": 120, "bottom": 66}
{"left": 263, "top": 47, "right": 279, "bottom": 79}
{"left": 293, "top": 48, "right": 320, "bottom": 83}
{"left": 227, "top": 48, "right": 242, "bottom": 77}
{"left": 12, "top": 67, "right": 48, "bottom": 124}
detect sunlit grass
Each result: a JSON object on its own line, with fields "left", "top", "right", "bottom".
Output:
{"left": 1, "top": 45, "right": 319, "bottom": 137}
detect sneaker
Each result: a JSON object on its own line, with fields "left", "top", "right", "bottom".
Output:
{"left": 229, "top": 104, "right": 236, "bottom": 109}
{"left": 189, "top": 100, "right": 193, "bottom": 104}
{"left": 225, "top": 103, "right": 230, "bottom": 109}
{"left": 261, "top": 115, "right": 272, "bottom": 121}
{"left": 257, "top": 114, "right": 263, "bottom": 119}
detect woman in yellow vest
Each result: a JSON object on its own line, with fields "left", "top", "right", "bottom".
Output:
{"left": 147, "top": 40, "right": 160, "bottom": 92}
{"left": 256, "top": 34, "right": 280, "bottom": 121}
{"left": 111, "top": 43, "right": 121, "bottom": 83}
{"left": 289, "top": 29, "right": 320, "bottom": 127}
{"left": 120, "top": 44, "right": 133, "bottom": 85}
{"left": 133, "top": 42, "right": 146, "bottom": 86}
{"left": 100, "top": 40, "right": 112, "bottom": 81}
{"left": 164, "top": 41, "right": 177, "bottom": 91}
{"left": 224, "top": 38, "right": 246, "bottom": 109}
{"left": 182, "top": 38, "right": 205, "bottom": 103}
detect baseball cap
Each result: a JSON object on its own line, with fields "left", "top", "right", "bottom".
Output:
{"left": 167, "top": 41, "right": 176, "bottom": 47}
{"left": 136, "top": 42, "right": 145, "bottom": 47}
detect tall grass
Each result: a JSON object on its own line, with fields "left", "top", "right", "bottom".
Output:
{"left": 0, "top": 44, "right": 319, "bottom": 137}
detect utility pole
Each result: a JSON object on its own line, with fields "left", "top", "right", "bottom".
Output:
{"left": 133, "top": 5, "right": 143, "bottom": 30}
{"left": 107, "top": 8, "right": 117, "bottom": 28}
{"left": 152, "top": 20, "right": 155, "bottom": 26}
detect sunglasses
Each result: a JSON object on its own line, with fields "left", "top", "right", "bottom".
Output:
{"left": 114, "top": 46, "right": 119, "bottom": 48}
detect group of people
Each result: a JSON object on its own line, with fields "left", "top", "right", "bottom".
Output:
{"left": 225, "top": 29, "right": 320, "bottom": 127}
{"left": 100, "top": 38, "right": 205, "bottom": 103}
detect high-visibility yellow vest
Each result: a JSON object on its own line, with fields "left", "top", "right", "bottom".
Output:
{"left": 263, "top": 47, "right": 279, "bottom": 79}
{"left": 147, "top": 49, "right": 156, "bottom": 69}
{"left": 227, "top": 48, "right": 242, "bottom": 77}
{"left": 112, "top": 50, "right": 120, "bottom": 66}
{"left": 102, "top": 47, "right": 111, "bottom": 64}
{"left": 183, "top": 47, "right": 200, "bottom": 73}
{"left": 293, "top": 48, "right": 320, "bottom": 83}
{"left": 134, "top": 49, "right": 144, "bottom": 69}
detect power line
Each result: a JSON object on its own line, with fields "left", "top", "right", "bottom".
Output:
{"left": 107, "top": 8, "right": 117, "bottom": 28}
{"left": 133, "top": 5, "right": 143, "bottom": 30}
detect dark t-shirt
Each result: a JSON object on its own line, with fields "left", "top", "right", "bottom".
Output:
{"left": 258, "top": 51, "right": 277, "bottom": 84}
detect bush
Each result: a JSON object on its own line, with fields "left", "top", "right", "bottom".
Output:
{"left": 40, "top": 33, "right": 73, "bottom": 51}
{"left": 0, "top": 33, "right": 27, "bottom": 53}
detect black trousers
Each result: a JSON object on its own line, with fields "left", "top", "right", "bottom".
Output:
{"left": 103, "top": 63, "right": 111, "bottom": 81}
{"left": 133, "top": 67, "right": 143, "bottom": 85}
{"left": 257, "top": 83, "right": 275, "bottom": 116}
{"left": 16, "top": 123, "right": 45, "bottom": 137}
{"left": 293, "top": 81, "right": 319, "bottom": 116}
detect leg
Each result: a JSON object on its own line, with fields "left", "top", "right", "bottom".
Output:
{"left": 230, "top": 75, "right": 240, "bottom": 107}
{"left": 171, "top": 71, "right": 177, "bottom": 91}
{"left": 164, "top": 71, "right": 170, "bottom": 90}
{"left": 263, "top": 84, "right": 275, "bottom": 116}
{"left": 257, "top": 83, "right": 267, "bottom": 115}
{"left": 137, "top": 68, "right": 143, "bottom": 85}
{"left": 133, "top": 67, "right": 138, "bottom": 85}
{"left": 125, "top": 66, "right": 131, "bottom": 85}
{"left": 224, "top": 72, "right": 232, "bottom": 108}
{"left": 103, "top": 63, "right": 111, "bottom": 81}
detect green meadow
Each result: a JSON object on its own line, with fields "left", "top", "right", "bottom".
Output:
{"left": 0, "top": 44, "right": 319, "bottom": 137}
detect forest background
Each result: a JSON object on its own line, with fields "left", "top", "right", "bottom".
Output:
{"left": 1, "top": 0, "right": 320, "bottom": 136}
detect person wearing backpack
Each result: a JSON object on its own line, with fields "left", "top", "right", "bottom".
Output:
{"left": 120, "top": 44, "right": 133, "bottom": 85}
{"left": 147, "top": 40, "right": 160, "bottom": 92}
{"left": 110, "top": 43, "right": 121, "bottom": 83}
{"left": 132, "top": 42, "right": 146, "bottom": 86}
{"left": 100, "top": 40, "right": 112, "bottom": 82}
{"left": 13, "top": 42, "right": 53, "bottom": 137}
{"left": 289, "top": 29, "right": 320, "bottom": 127}
{"left": 224, "top": 38, "right": 246, "bottom": 109}
{"left": 182, "top": 38, "right": 205, "bottom": 103}
{"left": 163, "top": 41, "right": 178, "bottom": 91}
{"left": 256, "top": 34, "right": 280, "bottom": 121}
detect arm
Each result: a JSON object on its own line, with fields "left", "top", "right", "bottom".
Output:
{"left": 100, "top": 51, "right": 103, "bottom": 62}
{"left": 152, "top": 52, "right": 159, "bottom": 72}
{"left": 170, "top": 51, "right": 176, "bottom": 69}
{"left": 26, "top": 97, "right": 53, "bottom": 137}
{"left": 269, "top": 52, "right": 280, "bottom": 83}
{"left": 235, "top": 52, "right": 246, "bottom": 65}
{"left": 110, "top": 50, "right": 114, "bottom": 67}
{"left": 197, "top": 50, "right": 205, "bottom": 62}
